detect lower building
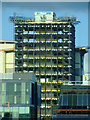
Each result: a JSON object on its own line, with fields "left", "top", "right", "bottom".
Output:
{"left": 52, "top": 81, "right": 90, "bottom": 120}
{"left": 0, "top": 73, "right": 41, "bottom": 120}
{"left": 0, "top": 40, "right": 15, "bottom": 73}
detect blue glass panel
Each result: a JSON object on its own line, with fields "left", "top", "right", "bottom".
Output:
{"left": 46, "top": 12, "right": 51, "bottom": 14}
{"left": 83, "top": 94, "right": 88, "bottom": 106}
{"left": 77, "top": 94, "right": 82, "bottom": 106}
{"left": 63, "top": 95, "right": 68, "bottom": 106}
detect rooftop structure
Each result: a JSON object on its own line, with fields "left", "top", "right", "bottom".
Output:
{"left": 9, "top": 12, "right": 80, "bottom": 24}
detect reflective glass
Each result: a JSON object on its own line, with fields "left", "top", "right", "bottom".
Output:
{"left": 77, "top": 94, "right": 82, "bottom": 106}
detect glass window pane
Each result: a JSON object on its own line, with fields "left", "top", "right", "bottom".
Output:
{"left": 2, "top": 83, "right": 6, "bottom": 91}
{"left": 19, "top": 107, "right": 25, "bottom": 114}
{"left": 68, "top": 94, "right": 72, "bottom": 106}
{"left": 83, "top": 94, "right": 87, "bottom": 106}
{"left": 77, "top": 94, "right": 82, "bottom": 106}
{"left": 63, "top": 95, "right": 68, "bottom": 106}
{"left": 73, "top": 94, "right": 77, "bottom": 106}
{"left": 88, "top": 94, "right": 90, "bottom": 106}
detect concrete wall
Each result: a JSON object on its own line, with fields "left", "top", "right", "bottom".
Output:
{"left": 0, "top": 43, "right": 15, "bottom": 73}
{"left": 6, "top": 52, "right": 15, "bottom": 73}
{"left": 0, "top": 43, "right": 14, "bottom": 49}
{"left": 0, "top": 51, "right": 5, "bottom": 73}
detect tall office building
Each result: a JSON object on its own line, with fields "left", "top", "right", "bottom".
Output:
{"left": 9, "top": 12, "right": 77, "bottom": 118}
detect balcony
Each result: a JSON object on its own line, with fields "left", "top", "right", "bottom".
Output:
{"left": 46, "top": 48, "right": 51, "bottom": 51}
{"left": 41, "top": 113, "right": 45, "bottom": 117}
{"left": 52, "top": 48, "right": 57, "bottom": 51}
{"left": 52, "top": 89, "right": 57, "bottom": 92}
{"left": 23, "top": 64, "right": 27, "bottom": 67}
{"left": 58, "top": 80, "right": 63, "bottom": 83}
{"left": 40, "top": 72, "right": 45, "bottom": 75}
{"left": 35, "top": 64, "right": 39, "bottom": 67}
{"left": 41, "top": 89, "right": 45, "bottom": 92}
{"left": 35, "top": 48, "right": 39, "bottom": 51}
{"left": 17, "top": 30, "right": 22, "bottom": 32}
{"left": 46, "top": 40, "right": 51, "bottom": 43}
{"left": 40, "top": 48, "right": 45, "bottom": 51}
{"left": 58, "top": 56, "right": 63, "bottom": 59}
{"left": 58, "top": 64, "right": 63, "bottom": 67}
{"left": 40, "top": 56, "right": 45, "bottom": 59}
{"left": 46, "top": 65, "right": 51, "bottom": 67}
{"left": 58, "top": 48, "right": 63, "bottom": 51}
{"left": 40, "top": 65, "right": 45, "bottom": 67}
{"left": 35, "top": 71, "right": 39, "bottom": 75}
{"left": 58, "top": 72, "right": 63, "bottom": 75}
{"left": 35, "top": 56, "right": 39, "bottom": 59}
{"left": 52, "top": 64, "right": 57, "bottom": 67}
{"left": 28, "top": 56, "right": 33, "bottom": 59}
{"left": 46, "top": 105, "right": 51, "bottom": 108}
{"left": 46, "top": 73, "right": 52, "bottom": 75}
{"left": 40, "top": 39, "right": 45, "bottom": 43}
{"left": 52, "top": 39, "right": 57, "bottom": 43}
{"left": 46, "top": 113, "right": 51, "bottom": 116}
{"left": 46, "top": 56, "right": 57, "bottom": 59}
{"left": 28, "top": 64, "right": 33, "bottom": 67}
{"left": 52, "top": 97, "right": 58, "bottom": 100}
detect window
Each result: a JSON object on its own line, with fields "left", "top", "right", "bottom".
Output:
{"left": 58, "top": 39, "right": 62, "bottom": 42}
{"left": 83, "top": 94, "right": 88, "bottom": 106}
{"left": 23, "top": 31, "right": 28, "bottom": 34}
{"left": 77, "top": 94, "right": 82, "bottom": 106}
{"left": 29, "top": 31, "right": 34, "bottom": 33}
{"left": 2, "top": 83, "right": 6, "bottom": 91}
{"left": 63, "top": 95, "right": 68, "bottom": 106}
{"left": 58, "top": 31, "right": 62, "bottom": 34}
{"left": 23, "top": 39, "right": 28, "bottom": 42}
{"left": 29, "top": 39, "right": 35, "bottom": 42}
{"left": 14, "top": 84, "right": 16, "bottom": 92}
{"left": 14, "top": 96, "right": 16, "bottom": 104}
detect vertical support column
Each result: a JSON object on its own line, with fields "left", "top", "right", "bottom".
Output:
{"left": 45, "top": 23, "right": 47, "bottom": 117}
{"left": 68, "top": 23, "right": 71, "bottom": 81}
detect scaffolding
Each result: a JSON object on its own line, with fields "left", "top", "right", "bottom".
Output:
{"left": 9, "top": 12, "right": 77, "bottom": 118}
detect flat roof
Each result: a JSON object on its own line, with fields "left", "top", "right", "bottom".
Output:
{"left": 0, "top": 40, "right": 15, "bottom": 43}
{"left": 0, "top": 48, "right": 14, "bottom": 52}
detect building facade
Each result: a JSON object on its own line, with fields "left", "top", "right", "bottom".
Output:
{"left": 75, "top": 47, "right": 87, "bottom": 82}
{"left": 52, "top": 82, "right": 90, "bottom": 120}
{"left": 0, "top": 73, "right": 41, "bottom": 120}
{"left": 0, "top": 40, "right": 15, "bottom": 73}
{"left": 9, "top": 11, "right": 77, "bottom": 118}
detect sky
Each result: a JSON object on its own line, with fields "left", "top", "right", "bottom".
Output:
{"left": 1, "top": 2, "right": 89, "bottom": 74}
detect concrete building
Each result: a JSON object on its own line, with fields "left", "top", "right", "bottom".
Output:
{"left": 0, "top": 73, "right": 41, "bottom": 120}
{"left": 9, "top": 11, "right": 78, "bottom": 118}
{"left": 52, "top": 82, "right": 90, "bottom": 120}
{"left": 83, "top": 72, "right": 90, "bottom": 85}
{"left": 0, "top": 40, "right": 15, "bottom": 73}
{"left": 75, "top": 47, "right": 87, "bottom": 82}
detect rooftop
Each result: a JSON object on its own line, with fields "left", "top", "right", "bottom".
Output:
{"left": 9, "top": 12, "right": 80, "bottom": 25}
